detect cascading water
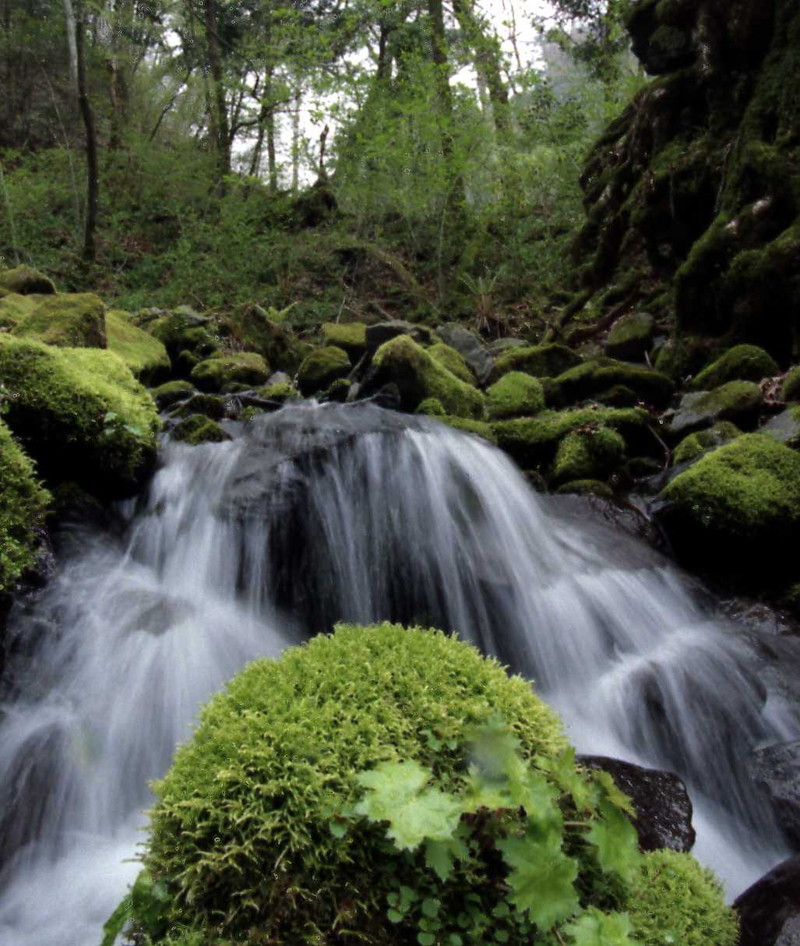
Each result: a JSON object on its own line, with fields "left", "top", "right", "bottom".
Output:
{"left": 1, "top": 401, "right": 799, "bottom": 945}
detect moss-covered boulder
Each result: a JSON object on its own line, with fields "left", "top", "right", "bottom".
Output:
{"left": 605, "top": 312, "right": 655, "bottom": 361}
{"left": 669, "top": 381, "right": 763, "bottom": 436}
{"left": 488, "top": 343, "right": 580, "bottom": 383}
{"left": 673, "top": 422, "right": 741, "bottom": 465}
{"left": 436, "top": 415, "right": 498, "bottom": 442}
{"left": 487, "top": 372, "right": 545, "bottom": 419}
{"left": 297, "top": 345, "right": 351, "bottom": 396}
{"left": 321, "top": 321, "right": 367, "bottom": 358}
{"left": 365, "top": 335, "right": 486, "bottom": 418}
{"left": 150, "top": 380, "right": 195, "bottom": 410}
{"left": 105, "top": 310, "right": 170, "bottom": 384}
{"left": 654, "top": 335, "right": 717, "bottom": 383}
{"left": 762, "top": 406, "right": 800, "bottom": 448}
{"left": 428, "top": 342, "right": 475, "bottom": 383}
{"left": 13, "top": 292, "right": 107, "bottom": 348}
{"left": 122, "top": 622, "right": 736, "bottom": 946}
{"left": 552, "top": 358, "right": 675, "bottom": 408}
{"left": 551, "top": 426, "right": 627, "bottom": 485}
{"left": 190, "top": 352, "right": 269, "bottom": 393}
{"left": 0, "top": 336, "right": 159, "bottom": 497}
{"left": 257, "top": 381, "right": 300, "bottom": 404}
{"left": 0, "top": 420, "right": 50, "bottom": 593}
{"left": 225, "top": 304, "right": 308, "bottom": 373}
{"left": 171, "top": 415, "right": 230, "bottom": 445}
{"left": 149, "top": 310, "right": 219, "bottom": 373}
{"left": 556, "top": 479, "right": 615, "bottom": 498}
{"left": 169, "top": 393, "right": 226, "bottom": 421}
{"left": 0, "top": 265, "right": 56, "bottom": 295}
{"left": 659, "top": 434, "right": 800, "bottom": 583}
{"left": 782, "top": 366, "right": 800, "bottom": 401}
{"left": 0, "top": 291, "right": 41, "bottom": 329}
{"left": 492, "top": 407, "right": 651, "bottom": 471}
{"left": 689, "top": 345, "right": 779, "bottom": 391}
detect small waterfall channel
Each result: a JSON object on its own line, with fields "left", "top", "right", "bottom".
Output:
{"left": 1, "top": 401, "right": 799, "bottom": 945}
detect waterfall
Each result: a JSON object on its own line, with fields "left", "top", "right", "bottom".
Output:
{"left": 1, "top": 401, "right": 798, "bottom": 945}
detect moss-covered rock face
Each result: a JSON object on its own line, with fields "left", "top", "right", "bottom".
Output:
{"left": 492, "top": 407, "right": 650, "bottom": 472}
{"left": 556, "top": 479, "right": 615, "bottom": 498}
{"left": 257, "top": 381, "right": 300, "bottom": 403}
{"left": 0, "top": 265, "right": 56, "bottom": 295}
{"left": 782, "top": 365, "right": 800, "bottom": 401}
{"left": 225, "top": 304, "right": 308, "bottom": 373}
{"left": 669, "top": 381, "right": 762, "bottom": 436}
{"left": 689, "top": 344, "right": 779, "bottom": 391}
{"left": 150, "top": 380, "right": 195, "bottom": 410}
{"left": 171, "top": 414, "right": 230, "bottom": 445}
{"left": 321, "top": 321, "right": 367, "bottom": 358}
{"left": 13, "top": 292, "right": 107, "bottom": 348}
{"left": 190, "top": 352, "right": 269, "bottom": 393}
{"left": 149, "top": 310, "right": 219, "bottom": 374}
{"left": 659, "top": 433, "right": 800, "bottom": 583}
{"left": 487, "top": 372, "right": 545, "bottom": 419}
{"left": 672, "top": 422, "right": 741, "bottom": 465}
{"left": 130, "top": 622, "right": 736, "bottom": 946}
{"left": 0, "top": 290, "right": 40, "bottom": 329}
{"left": 605, "top": 312, "right": 655, "bottom": 361}
{"left": 296, "top": 345, "right": 351, "bottom": 396}
{"left": 0, "top": 420, "right": 50, "bottom": 593}
{"left": 551, "top": 426, "right": 627, "bottom": 485}
{"left": 366, "top": 335, "right": 486, "bottom": 418}
{"left": 0, "top": 336, "right": 159, "bottom": 497}
{"left": 488, "top": 343, "right": 580, "bottom": 383}
{"left": 428, "top": 342, "right": 475, "bottom": 384}
{"left": 552, "top": 358, "right": 675, "bottom": 408}
{"left": 105, "top": 310, "right": 170, "bottom": 384}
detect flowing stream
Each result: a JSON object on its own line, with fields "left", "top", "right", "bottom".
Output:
{"left": 1, "top": 401, "right": 799, "bottom": 945}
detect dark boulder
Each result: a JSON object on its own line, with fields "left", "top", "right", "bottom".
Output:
{"left": 578, "top": 755, "right": 696, "bottom": 852}
{"left": 435, "top": 323, "right": 494, "bottom": 385}
{"left": 749, "top": 741, "right": 800, "bottom": 848}
{"left": 735, "top": 856, "right": 800, "bottom": 946}
{"left": 365, "top": 320, "right": 435, "bottom": 352}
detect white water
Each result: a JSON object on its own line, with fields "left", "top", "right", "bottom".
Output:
{"left": 0, "top": 402, "right": 798, "bottom": 945}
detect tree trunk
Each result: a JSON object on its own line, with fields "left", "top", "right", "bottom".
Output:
{"left": 203, "top": 0, "right": 230, "bottom": 183}
{"left": 451, "top": 0, "right": 510, "bottom": 135}
{"left": 291, "top": 83, "right": 301, "bottom": 194}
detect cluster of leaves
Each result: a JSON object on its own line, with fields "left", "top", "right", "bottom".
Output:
{"left": 333, "top": 714, "right": 643, "bottom": 945}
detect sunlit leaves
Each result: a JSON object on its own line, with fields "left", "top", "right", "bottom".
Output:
{"left": 563, "top": 907, "right": 636, "bottom": 945}
{"left": 586, "top": 799, "right": 641, "bottom": 882}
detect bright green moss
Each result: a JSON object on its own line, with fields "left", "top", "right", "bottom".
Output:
{"left": 428, "top": 342, "right": 475, "bottom": 383}
{"left": 492, "top": 407, "right": 649, "bottom": 470}
{"left": 0, "top": 420, "right": 50, "bottom": 593}
{"left": 551, "top": 426, "right": 626, "bottom": 485}
{"left": 436, "top": 415, "right": 497, "bottom": 442}
{"left": 782, "top": 365, "right": 800, "bottom": 401}
{"left": 0, "top": 336, "right": 160, "bottom": 497}
{"left": 321, "top": 321, "right": 367, "bottom": 355}
{"left": 670, "top": 381, "right": 763, "bottom": 436}
{"left": 605, "top": 312, "right": 655, "bottom": 361}
{"left": 0, "top": 265, "right": 56, "bottom": 295}
{"left": 297, "top": 345, "right": 351, "bottom": 396}
{"left": 552, "top": 358, "right": 675, "bottom": 408}
{"left": 416, "top": 397, "right": 446, "bottom": 416}
{"left": 106, "top": 310, "right": 170, "bottom": 384}
{"left": 169, "top": 394, "right": 225, "bottom": 421}
{"left": 628, "top": 850, "right": 738, "bottom": 946}
{"left": 12, "top": 292, "right": 107, "bottom": 347}
{"left": 171, "top": 415, "right": 230, "bottom": 445}
{"left": 672, "top": 422, "right": 741, "bottom": 465}
{"left": 0, "top": 291, "right": 41, "bottom": 328}
{"left": 150, "top": 380, "right": 195, "bottom": 410}
{"left": 487, "top": 372, "right": 545, "bottom": 419}
{"left": 369, "top": 335, "right": 486, "bottom": 419}
{"left": 257, "top": 381, "right": 300, "bottom": 402}
{"left": 489, "top": 343, "right": 580, "bottom": 383}
{"left": 190, "top": 352, "right": 269, "bottom": 393}
{"left": 689, "top": 344, "right": 779, "bottom": 390}
{"left": 149, "top": 312, "right": 219, "bottom": 366}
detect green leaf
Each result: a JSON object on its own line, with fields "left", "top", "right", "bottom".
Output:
{"left": 387, "top": 908, "right": 404, "bottom": 924}
{"left": 586, "top": 800, "right": 641, "bottom": 882}
{"left": 592, "top": 769, "right": 636, "bottom": 816}
{"left": 418, "top": 934, "right": 436, "bottom": 946}
{"left": 563, "top": 908, "right": 635, "bottom": 945}
{"left": 421, "top": 898, "right": 440, "bottom": 918}
{"left": 100, "top": 896, "right": 133, "bottom": 946}
{"left": 497, "top": 831, "right": 580, "bottom": 930}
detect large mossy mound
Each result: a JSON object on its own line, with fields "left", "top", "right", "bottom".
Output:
{"left": 689, "top": 345, "right": 779, "bottom": 391}
{"left": 487, "top": 372, "right": 545, "bottom": 419}
{"left": 12, "top": 292, "right": 107, "bottom": 347}
{"left": 130, "top": 623, "right": 736, "bottom": 946}
{"left": 488, "top": 343, "right": 580, "bottom": 383}
{"left": 366, "top": 335, "right": 486, "bottom": 418}
{"left": 0, "top": 265, "right": 56, "bottom": 295}
{"left": 190, "top": 352, "right": 269, "bottom": 393}
{"left": 297, "top": 345, "right": 351, "bottom": 396}
{"left": 0, "top": 419, "right": 50, "bottom": 593}
{"left": 106, "top": 310, "right": 170, "bottom": 383}
{"left": 0, "top": 336, "right": 160, "bottom": 497}
{"left": 552, "top": 358, "right": 674, "bottom": 409}
{"left": 659, "top": 433, "right": 800, "bottom": 584}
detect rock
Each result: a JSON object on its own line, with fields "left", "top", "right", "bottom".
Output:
{"left": 428, "top": 342, "right": 475, "bottom": 383}
{"left": 488, "top": 343, "right": 580, "bottom": 383}
{"left": 257, "top": 381, "right": 299, "bottom": 404}
{"left": 170, "top": 393, "right": 226, "bottom": 421}
{"left": 12, "top": 292, "right": 107, "bottom": 348}
{"left": 296, "top": 346, "right": 351, "bottom": 397}
{"left": 150, "top": 380, "right": 195, "bottom": 410}
{"left": 749, "top": 741, "right": 800, "bottom": 848}
{"left": 105, "top": 310, "right": 170, "bottom": 384}
{"left": 672, "top": 421, "right": 742, "bottom": 465}
{"left": 265, "top": 371, "right": 292, "bottom": 387}
{"left": 361, "top": 335, "right": 485, "bottom": 418}
{"left": 763, "top": 408, "right": 800, "bottom": 448}
{"left": 689, "top": 344, "right": 780, "bottom": 391}
{"left": 149, "top": 310, "right": 219, "bottom": 370}
{"left": 578, "top": 755, "right": 696, "bottom": 852}
{"left": 605, "top": 312, "right": 655, "bottom": 361}
{"left": 320, "top": 322, "right": 367, "bottom": 358}
{"left": 171, "top": 415, "right": 231, "bottom": 445}
{"left": 486, "top": 372, "right": 545, "bottom": 419}
{"left": 777, "top": 915, "right": 800, "bottom": 945}
{"left": 225, "top": 304, "right": 307, "bottom": 373}
{"left": 190, "top": 353, "right": 269, "bottom": 393}
{"left": 556, "top": 479, "right": 615, "bottom": 498}
{"left": 552, "top": 357, "right": 675, "bottom": 408}
{"left": 365, "top": 320, "right": 434, "bottom": 352}
{"left": 668, "top": 381, "right": 763, "bottom": 436}
{"left": 734, "top": 856, "right": 800, "bottom": 946}
{"left": 551, "top": 426, "right": 627, "bottom": 485}
{"left": 657, "top": 434, "right": 800, "bottom": 585}
{"left": 0, "top": 265, "right": 56, "bottom": 295}
{"left": 435, "top": 323, "right": 493, "bottom": 384}
{"left": 486, "top": 337, "right": 528, "bottom": 355}
{"left": 783, "top": 367, "right": 800, "bottom": 402}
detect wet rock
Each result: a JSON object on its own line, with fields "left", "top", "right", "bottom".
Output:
{"left": 762, "top": 407, "right": 800, "bottom": 448}
{"left": 668, "top": 382, "right": 763, "bottom": 437}
{"left": 435, "top": 323, "right": 494, "bottom": 385}
{"left": 749, "top": 741, "right": 800, "bottom": 848}
{"left": 548, "top": 492, "right": 668, "bottom": 556}
{"left": 734, "top": 855, "right": 800, "bottom": 946}
{"left": 777, "top": 915, "right": 800, "bottom": 945}
{"left": 578, "top": 755, "right": 696, "bottom": 852}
